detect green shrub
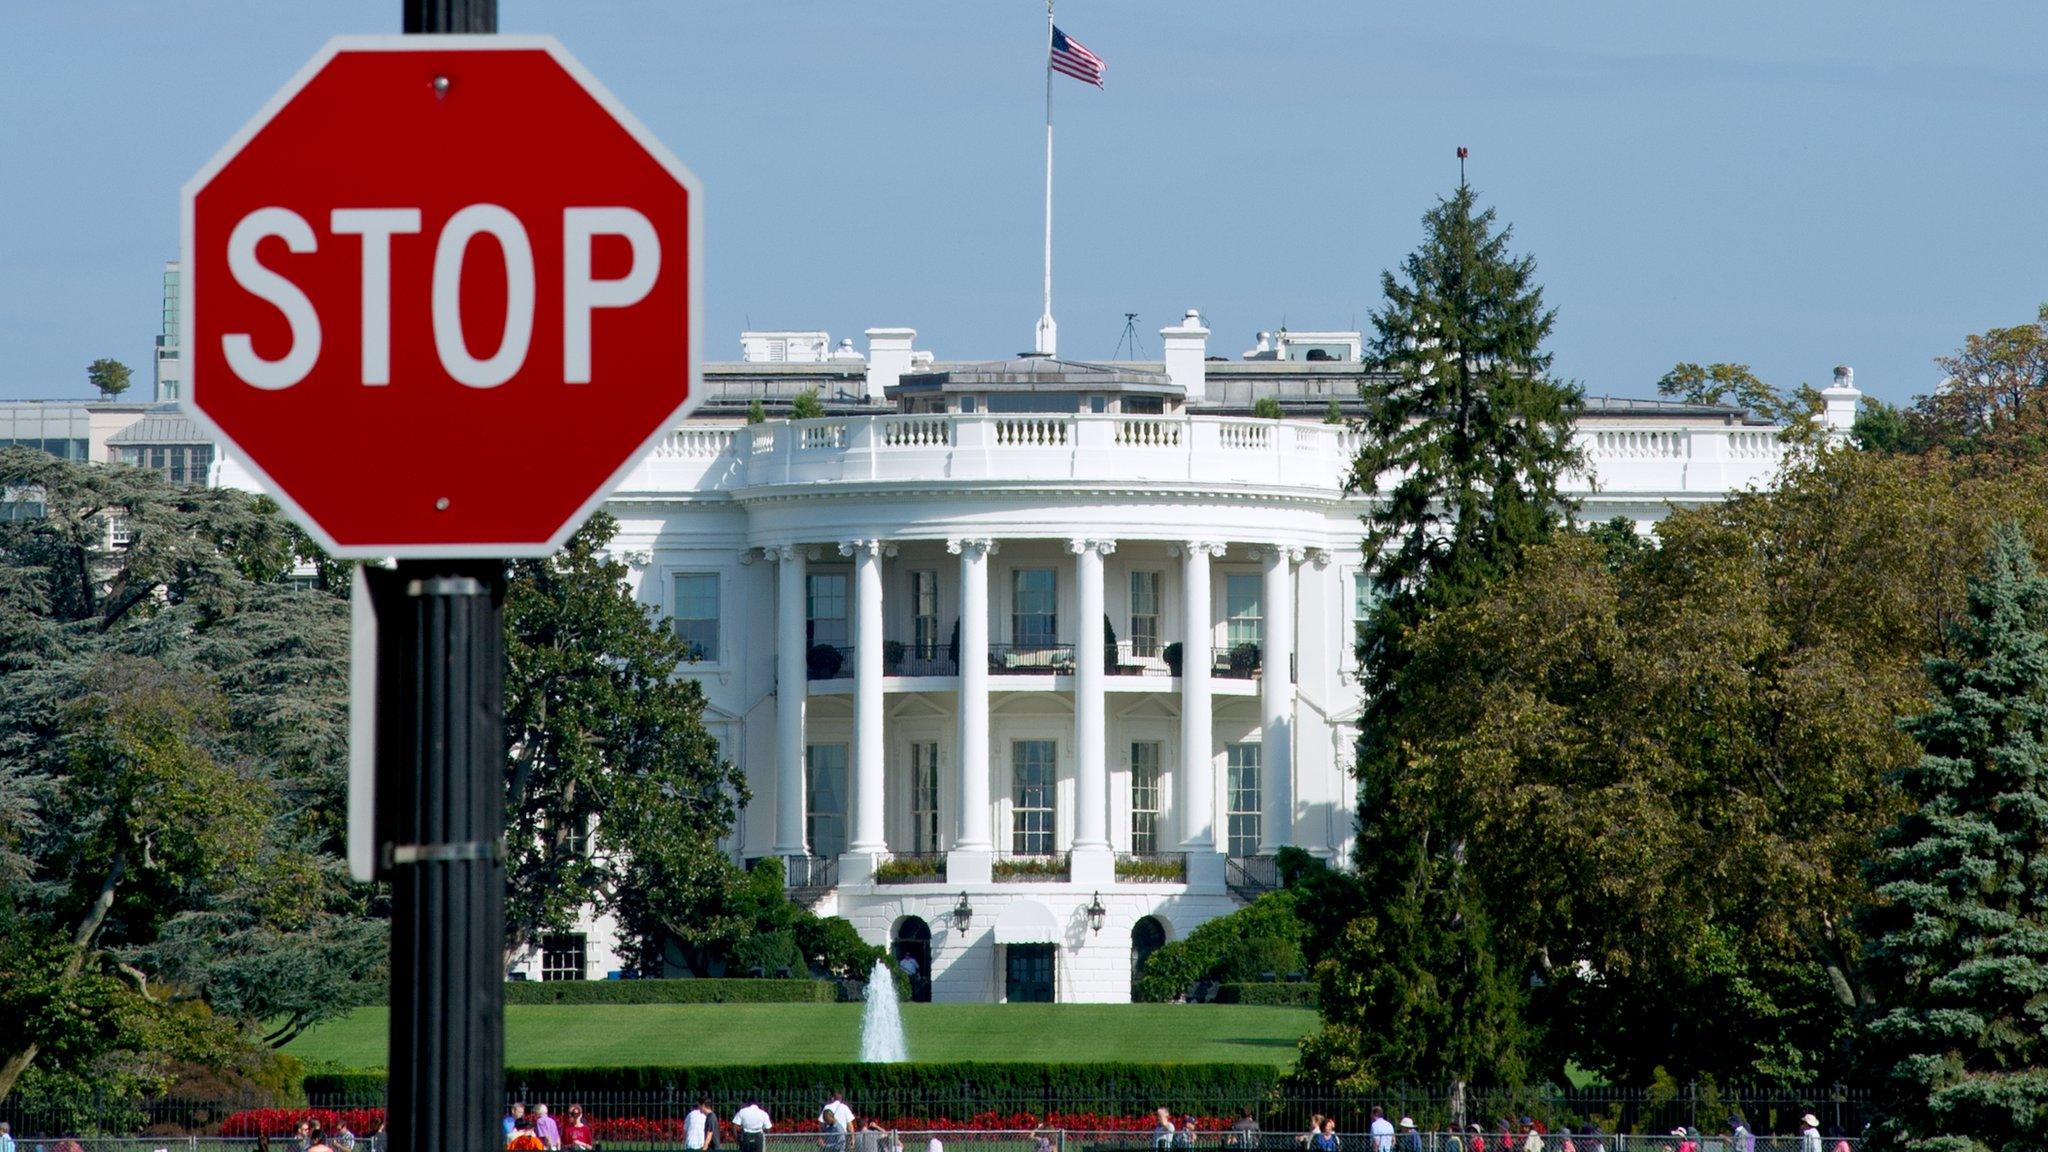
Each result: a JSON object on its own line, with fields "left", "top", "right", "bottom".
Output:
{"left": 1228, "top": 641, "right": 1261, "bottom": 677}
{"left": 1163, "top": 642, "right": 1184, "bottom": 677}
{"left": 504, "top": 979, "right": 836, "bottom": 1005}
{"left": 1252, "top": 396, "right": 1284, "bottom": 420}
{"left": 1214, "top": 982, "right": 1317, "bottom": 1007}
{"left": 993, "top": 855, "right": 1067, "bottom": 881}
{"left": 807, "top": 643, "right": 844, "bottom": 679}
{"left": 790, "top": 389, "right": 825, "bottom": 420}
{"left": 874, "top": 857, "right": 944, "bottom": 884}
{"left": 1323, "top": 398, "right": 1344, "bottom": 425}
{"left": 746, "top": 399, "right": 767, "bottom": 424}
{"left": 307, "top": 1062, "right": 1287, "bottom": 1110}
{"left": 1114, "top": 855, "right": 1186, "bottom": 882}
{"left": 1134, "top": 891, "right": 1303, "bottom": 1002}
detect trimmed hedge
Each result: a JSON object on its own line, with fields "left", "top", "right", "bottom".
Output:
{"left": 1214, "top": 983, "right": 1317, "bottom": 1007}
{"left": 306, "top": 1062, "right": 1287, "bottom": 1108}
{"left": 503, "top": 979, "right": 837, "bottom": 1006}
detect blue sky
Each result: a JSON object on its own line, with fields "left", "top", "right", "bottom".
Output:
{"left": 4, "top": 1, "right": 2045, "bottom": 403}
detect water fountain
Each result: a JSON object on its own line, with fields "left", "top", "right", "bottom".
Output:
{"left": 859, "top": 958, "right": 909, "bottom": 1063}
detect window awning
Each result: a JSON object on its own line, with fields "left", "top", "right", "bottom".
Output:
{"left": 992, "top": 900, "right": 1060, "bottom": 944}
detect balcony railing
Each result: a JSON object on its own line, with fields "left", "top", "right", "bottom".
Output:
{"left": 992, "top": 852, "right": 1069, "bottom": 882}
{"left": 873, "top": 853, "right": 946, "bottom": 884}
{"left": 1115, "top": 852, "right": 1187, "bottom": 883}
{"left": 886, "top": 642, "right": 956, "bottom": 676}
{"left": 617, "top": 411, "right": 1796, "bottom": 503}
{"left": 988, "top": 643, "right": 1075, "bottom": 675}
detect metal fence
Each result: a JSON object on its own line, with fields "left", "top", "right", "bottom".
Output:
{"left": 0, "top": 1088, "right": 1872, "bottom": 1145}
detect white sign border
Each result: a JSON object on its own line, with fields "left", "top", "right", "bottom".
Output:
{"left": 180, "top": 34, "right": 705, "bottom": 560}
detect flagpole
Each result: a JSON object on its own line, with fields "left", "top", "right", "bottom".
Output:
{"left": 1035, "top": 0, "right": 1057, "bottom": 356}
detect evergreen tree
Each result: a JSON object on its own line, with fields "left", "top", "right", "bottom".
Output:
{"left": 1299, "top": 184, "right": 1582, "bottom": 1101}
{"left": 1860, "top": 523, "right": 2048, "bottom": 1151}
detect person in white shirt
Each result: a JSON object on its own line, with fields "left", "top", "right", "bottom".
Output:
{"left": 1799, "top": 1114, "right": 1822, "bottom": 1152}
{"left": 1368, "top": 1107, "right": 1396, "bottom": 1152}
{"left": 734, "top": 1100, "right": 774, "bottom": 1152}
{"left": 824, "top": 1094, "right": 855, "bottom": 1133}
{"left": 685, "top": 1100, "right": 715, "bottom": 1152}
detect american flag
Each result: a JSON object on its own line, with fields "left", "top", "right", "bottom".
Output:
{"left": 1050, "top": 26, "right": 1105, "bottom": 89}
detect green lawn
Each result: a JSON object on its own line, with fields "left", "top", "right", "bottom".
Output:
{"left": 286, "top": 1004, "right": 1316, "bottom": 1067}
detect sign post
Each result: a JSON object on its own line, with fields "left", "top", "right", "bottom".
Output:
{"left": 182, "top": 6, "right": 700, "bottom": 1152}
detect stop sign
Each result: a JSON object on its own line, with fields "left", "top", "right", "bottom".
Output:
{"left": 182, "top": 37, "right": 701, "bottom": 558}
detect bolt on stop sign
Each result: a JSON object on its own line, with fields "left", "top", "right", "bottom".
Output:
{"left": 182, "top": 36, "right": 702, "bottom": 558}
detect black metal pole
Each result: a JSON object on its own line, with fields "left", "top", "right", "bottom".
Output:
{"left": 389, "top": 11, "right": 501, "bottom": 1152}
{"left": 404, "top": 0, "right": 497, "bottom": 34}
{"left": 374, "top": 561, "right": 506, "bottom": 1152}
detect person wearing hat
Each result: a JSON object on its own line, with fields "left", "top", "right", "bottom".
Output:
{"left": 1671, "top": 1130, "right": 1695, "bottom": 1152}
{"left": 1726, "top": 1115, "right": 1753, "bottom": 1152}
{"left": 1396, "top": 1118, "right": 1421, "bottom": 1152}
{"left": 1798, "top": 1114, "right": 1821, "bottom": 1152}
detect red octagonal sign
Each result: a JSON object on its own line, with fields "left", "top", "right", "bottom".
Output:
{"left": 182, "top": 37, "right": 701, "bottom": 558}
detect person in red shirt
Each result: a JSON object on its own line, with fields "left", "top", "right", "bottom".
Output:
{"left": 562, "top": 1106, "right": 594, "bottom": 1151}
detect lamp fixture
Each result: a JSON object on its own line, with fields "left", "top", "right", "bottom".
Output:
{"left": 1086, "top": 891, "right": 1108, "bottom": 935}
{"left": 952, "top": 891, "right": 974, "bottom": 930}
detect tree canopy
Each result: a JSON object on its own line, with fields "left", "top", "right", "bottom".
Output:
{"left": 0, "top": 447, "right": 380, "bottom": 1108}
{"left": 1859, "top": 523, "right": 2048, "bottom": 1151}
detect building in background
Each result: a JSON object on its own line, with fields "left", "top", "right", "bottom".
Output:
{"left": 498, "top": 315, "right": 1864, "bottom": 997}
{"left": 155, "top": 261, "right": 183, "bottom": 403}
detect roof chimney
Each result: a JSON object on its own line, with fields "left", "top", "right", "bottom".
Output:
{"left": 1161, "top": 309, "right": 1210, "bottom": 402}
{"left": 864, "top": 328, "right": 916, "bottom": 401}
{"left": 1821, "top": 364, "right": 1861, "bottom": 440}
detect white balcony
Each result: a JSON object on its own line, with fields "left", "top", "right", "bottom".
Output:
{"left": 615, "top": 412, "right": 1790, "bottom": 501}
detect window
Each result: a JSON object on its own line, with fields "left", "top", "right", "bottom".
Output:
{"left": 807, "top": 744, "right": 848, "bottom": 858}
{"left": 1352, "top": 572, "right": 1375, "bottom": 663}
{"left": 1124, "top": 397, "right": 1164, "bottom": 415}
{"left": 541, "top": 933, "right": 586, "bottom": 981}
{"left": 673, "top": 572, "right": 720, "bottom": 660}
{"left": 1012, "top": 569, "right": 1057, "bottom": 648}
{"left": 911, "top": 742, "right": 940, "bottom": 854}
{"left": 808, "top": 572, "right": 849, "bottom": 647}
{"left": 1130, "top": 741, "right": 1162, "bottom": 854}
{"left": 911, "top": 570, "right": 940, "bottom": 659}
{"left": 1225, "top": 573, "right": 1263, "bottom": 649}
{"left": 1128, "top": 571, "right": 1161, "bottom": 658}
{"left": 1226, "top": 743, "right": 1262, "bottom": 858}
{"left": 1012, "top": 739, "right": 1057, "bottom": 855}
{"left": 1005, "top": 943, "right": 1054, "bottom": 1002}
{"left": 1132, "top": 916, "right": 1167, "bottom": 984}
{"left": 959, "top": 395, "right": 978, "bottom": 413}
{"left": 1088, "top": 395, "right": 1108, "bottom": 414}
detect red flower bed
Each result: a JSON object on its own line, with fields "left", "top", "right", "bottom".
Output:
{"left": 221, "top": 1110, "right": 1240, "bottom": 1142}
{"left": 221, "top": 1109, "right": 389, "bottom": 1138}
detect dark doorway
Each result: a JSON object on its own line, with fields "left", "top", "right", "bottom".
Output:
{"left": 1005, "top": 943, "right": 1055, "bottom": 1002}
{"left": 1131, "top": 916, "right": 1167, "bottom": 988}
{"left": 892, "top": 916, "right": 932, "bottom": 1002}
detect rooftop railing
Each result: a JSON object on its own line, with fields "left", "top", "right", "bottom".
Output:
{"left": 616, "top": 412, "right": 1792, "bottom": 502}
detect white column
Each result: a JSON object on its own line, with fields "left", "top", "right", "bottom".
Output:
{"left": 1260, "top": 547, "right": 1299, "bottom": 852}
{"left": 1177, "top": 541, "right": 1223, "bottom": 854}
{"left": 845, "top": 539, "right": 889, "bottom": 860}
{"left": 948, "top": 538, "right": 996, "bottom": 882}
{"left": 1069, "top": 538, "right": 1115, "bottom": 883}
{"left": 772, "top": 545, "right": 808, "bottom": 857}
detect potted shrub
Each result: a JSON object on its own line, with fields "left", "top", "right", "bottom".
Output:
{"left": 883, "top": 639, "right": 906, "bottom": 672}
{"left": 807, "top": 643, "right": 844, "bottom": 679}
{"left": 1104, "top": 614, "right": 1122, "bottom": 674}
{"left": 1163, "top": 641, "right": 1183, "bottom": 677}
{"left": 1229, "top": 641, "right": 1262, "bottom": 677}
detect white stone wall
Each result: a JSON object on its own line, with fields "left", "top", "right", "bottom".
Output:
{"left": 837, "top": 886, "right": 1244, "bottom": 1004}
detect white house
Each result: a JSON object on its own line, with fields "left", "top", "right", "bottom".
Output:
{"left": 503, "top": 315, "right": 1863, "bottom": 1001}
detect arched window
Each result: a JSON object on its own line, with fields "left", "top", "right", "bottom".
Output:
{"left": 892, "top": 916, "right": 933, "bottom": 1003}
{"left": 1131, "top": 915, "right": 1168, "bottom": 985}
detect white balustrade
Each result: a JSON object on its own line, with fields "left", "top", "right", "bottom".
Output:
{"left": 878, "top": 415, "right": 953, "bottom": 447}
{"left": 798, "top": 421, "right": 848, "bottom": 450}
{"left": 653, "top": 428, "right": 737, "bottom": 458}
{"left": 994, "top": 416, "right": 1072, "bottom": 446}
{"left": 1115, "top": 417, "right": 1182, "bottom": 447}
{"left": 614, "top": 412, "right": 1792, "bottom": 502}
